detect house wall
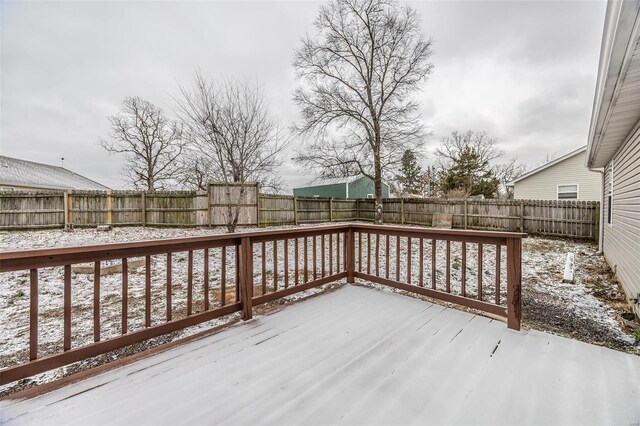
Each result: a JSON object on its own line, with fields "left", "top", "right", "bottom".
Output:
{"left": 293, "top": 183, "right": 347, "bottom": 198}
{"left": 347, "top": 177, "right": 390, "bottom": 199}
{"left": 603, "top": 126, "right": 640, "bottom": 316}
{"left": 513, "top": 151, "right": 602, "bottom": 200}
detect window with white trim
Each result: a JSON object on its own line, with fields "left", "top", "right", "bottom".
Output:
{"left": 557, "top": 184, "right": 578, "bottom": 199}
{"left": 366, "top": 193, "right": 374, "bottom": 198}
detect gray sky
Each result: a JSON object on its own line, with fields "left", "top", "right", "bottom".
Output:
{"left": 1, "top": 0, "right": 607, "bottom": 191}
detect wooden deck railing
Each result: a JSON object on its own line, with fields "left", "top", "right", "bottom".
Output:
{"left": 0, "top": 224, "right": 523, "bottom": 385}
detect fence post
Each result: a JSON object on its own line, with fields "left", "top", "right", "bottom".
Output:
{"left": 400, "top": 198, "right": 405, "bottom": 224}
{"left": 356, "top": 199, "right": 360, "bottom": 221}
{"left": 519, "top": 200, "right": 525, "bottom": 232}
{"left": 67, "top": 191, "right": 73, "bottom": 227}
{"left": 106, "top": 190, "right": 112, "bottom": 225}
{"left": 346, "top": 227, "right": 355, "bottom": 283}
{"left": 464, "top": 200, "right": 468, "bottom": 230}
{"left": 207, "top": 185, "right": 213, "bottom": 227}
{"left": 255, "top": 183, "right": 261, "bottom": 228}
{"left": 329, "top": 197, "right": 334, "bottom": 222}
{"left": 293, "top": 196, "right": 298, "bottom": 225}
{"left": 506, "top": 237, "right": 522, "bottom": 330}
{"left": 141, "top": 192, "right": 146, "bottom": 227}
{"left": 63, "top": 191, "right": 70, "bottom": 228}
{"left": 239, "top": 237, "right": 253, "bottom": 320}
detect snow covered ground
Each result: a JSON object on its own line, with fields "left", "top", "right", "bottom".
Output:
{"left": 1, "top": 225, "right": 637, "bottom": 395}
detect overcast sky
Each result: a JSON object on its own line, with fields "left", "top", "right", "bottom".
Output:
{"left": 1, "top": 0, "right": 607, "bottom": 191}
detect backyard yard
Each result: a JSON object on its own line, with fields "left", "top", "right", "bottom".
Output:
{"left": 0, "top": 224, "right": 638, "bottom": 396}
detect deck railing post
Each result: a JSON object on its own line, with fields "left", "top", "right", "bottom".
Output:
{"left": 506, "top": 237, "right": 522, "bottom": 330}
{"left": 239, "top": 237, "right": 254, "bottom": 320}
{"left": 346, "top": 227, "right": 355, "bottom": 283}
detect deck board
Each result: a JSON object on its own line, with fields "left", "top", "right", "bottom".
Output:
{"left": 2, "top": 284, "right": 640, "bottom": 425}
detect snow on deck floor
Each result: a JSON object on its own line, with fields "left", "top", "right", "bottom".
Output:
{"left": 2, "top": 285, "right": 639, "bottom": 426}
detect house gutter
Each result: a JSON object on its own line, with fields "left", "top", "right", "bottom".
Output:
{"left": 589, "top": 167, "right": 605, "bottom": 253}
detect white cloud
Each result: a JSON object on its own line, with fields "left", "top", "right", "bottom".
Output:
{"left": 1, "top": 0, "right": 606, "bottom": 191}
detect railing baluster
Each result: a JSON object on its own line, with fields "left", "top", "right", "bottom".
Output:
{"left": 64, "top": 264, "right": 71, "bottom": 351}
{"left": 338, "top": 232, "right": 347, "bottom": 271}
{"left": 284, "top": 239, "right": 289, "bottom": 288}
{"left": 321, "top": 234, "right": 326, "bottom": 277}
{"left": 294, "top": 238, "right": 299, "bottom": 286}
{"left": 419, "top": 238, "right": 424, "bottom": 287}
{"left": 304, "top": 237, "right": 309, "bottom": 283}
{"left": 329, "top": 234, "right": 333, "bottom": 275}
{"left": 386, "top": 235, "right": 390, "bottom": 279}
{"left": 478, "top": 243, "right": 483, "bottom": 301}
{"left": 395, "top": 236, "right": 400, "bottom": 281}
{"left": 407, "top": 237, "right": 412, "bottom": 284}
{"left": 187, "top": 251, "right": 193, "bottom": 316}
{"left": 261, "top": 242, "right": 267, "bottom": 294}
{"left": 446, "top": 241, "right": 451, "bottom": 293}
{"left": 461, "top": 243, "right": 467, "bottom": 297}
{"left": 30, "top": 269, "right": 38, "bottom": 361}
{"left": 375, "top": 233, "right": 380, "bottom": 277}
{"left": 495, "top": 244, "right": 501, "bottom": 305}
{"left": 431, "top": 240, "right": 436, "bottom": 289}
{"left": 367, "top": 232, "right": 371, "bottom": 275}
{"left": 273, "top": 240, "right": 278, "bottom": 292}
{"left": 221, "top": 246, "right": 226, "bottom": 307}
{"left": 167, "top": 254, "right": 172, "bottom": 321}
{"left": 122, "top": 258, "right": 128, "bottom": 334}
{"left": 336, "top": 234, "right": 341, "bottom": 272}
{"left": 94, "top": 261, "right": 100, "bottom": 342}
{"left": 235, "top": 246, "right": 240, "bottom": 302}
{"left": 358, "top": 232, "right": 362, "bottom": 272}
{"left": 204, "top": 248, "right": 209, "bottom": 311}
{"left": 313, "top": 235, "right": 317, "bottom": 280}
{"left": 145, "top": 255, "right": 151, "bottom": 327}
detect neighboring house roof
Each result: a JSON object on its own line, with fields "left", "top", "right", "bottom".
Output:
{"left": 507, "top": 146, "right": 587, "bottom": 187}
{"left": 586, "top": 0, "right": 640, "bottom": 168}
{"left": 0, "top": 156, "right": 110, "bottom": 191}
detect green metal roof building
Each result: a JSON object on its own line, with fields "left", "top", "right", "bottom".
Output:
{"left": 293, "top": 176, "right": 390, "bottom": 199}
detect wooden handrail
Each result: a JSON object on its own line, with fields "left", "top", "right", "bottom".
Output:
{"left": 0, "top": 224, "right": 524, "bottom": 385}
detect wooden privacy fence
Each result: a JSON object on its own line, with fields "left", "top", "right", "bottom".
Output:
{"left": 0, "top": 189, "right": 598, "bottom": 240}
{"left": 0, "top": 224, "right": 524, "bottom": 384}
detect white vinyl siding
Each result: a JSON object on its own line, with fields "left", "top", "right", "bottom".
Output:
{"left": 603, "top": 126, "right": 640, "bottom": 316}
{"left": 513, "top": 150, "right": 601, "bottom": 200}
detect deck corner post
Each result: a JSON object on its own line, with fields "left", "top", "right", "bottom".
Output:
{"left": 506, "top": 237, "right": 522, "bottom": 330}
{"left": 346, "top": 227, "right": 355, "bottom": 283}
{"left": 240, "top": 237, "right": 253, "bottom": 320}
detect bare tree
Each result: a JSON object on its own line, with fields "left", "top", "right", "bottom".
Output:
{"left": 435, "top": 131, "right": 502, "bottom": 198}
{"left": 100, "top": 97, "right": 185, "bottom": 191}
{"left": 176, "top": 149, "right": 219, "bottom": 191}
{"left": 435, "top": 131, "right": 502, "bottom": 167}
{"left": 176, "top": 73, "right": 289, "bottom": 232}
{"left": 293, "top": 0, "right": 434, "bottom": 223}
{"left": 493, "top": 159, "right": 528, "bottom": 198}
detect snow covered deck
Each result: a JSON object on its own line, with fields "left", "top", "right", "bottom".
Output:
{"left": 2, "top": 285, "right": 640, "bottom": 425}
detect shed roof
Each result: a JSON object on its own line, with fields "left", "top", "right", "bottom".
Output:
{"left": 507, "top": 146, "right": 586, "bottom": 187}
{"left": 0, "top": 156, "right": 110, "bottom": 191}
{"left": 294, "top": 175, "right": 388, "bottom": 189}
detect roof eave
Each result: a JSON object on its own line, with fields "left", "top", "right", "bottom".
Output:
{"left": 586, "top": 0, "right": 640, "bottom": 169}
